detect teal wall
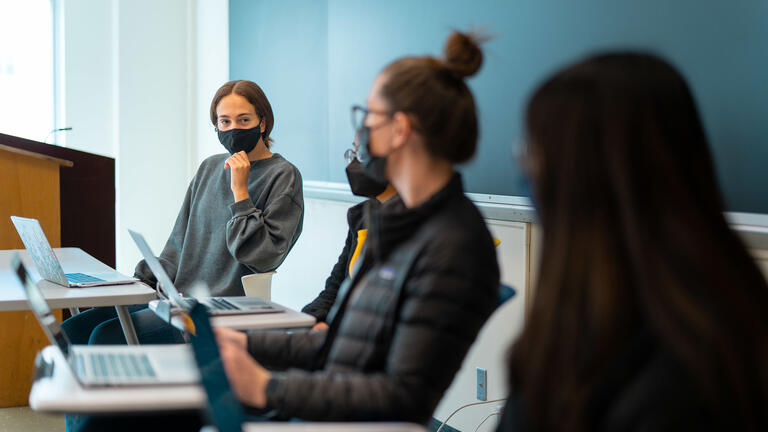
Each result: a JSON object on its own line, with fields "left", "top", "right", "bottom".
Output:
{"left": 230, "top": 0, "right": 768, "bottom": 214}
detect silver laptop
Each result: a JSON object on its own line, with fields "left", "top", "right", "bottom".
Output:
{"left": 128, "top": 229, "right": 283, "bottom": 316}
{"left": 11, "top": 253, "right": 199, "bottom": 387}
{"left": 10, "top": 216, "right": 136, "bottom": 287}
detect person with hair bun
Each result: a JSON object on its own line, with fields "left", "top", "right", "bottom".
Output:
{"left": 213, "top": 31, "right": 500, "bottom": 423}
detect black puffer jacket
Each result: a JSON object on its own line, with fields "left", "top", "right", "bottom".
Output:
{"left": 247, "top": 174, "right": 500, "bottom": 422}
{"left": 300, "top": 199, "right": 372, "bottom": 322}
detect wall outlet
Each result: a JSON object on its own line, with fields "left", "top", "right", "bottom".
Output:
{"left": 476, "top": 367, "right": 487, "bottom": 401}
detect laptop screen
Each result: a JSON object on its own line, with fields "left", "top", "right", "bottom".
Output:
{"left": 10, "top": 216, "right": 69, "bottom": 286}
{"left": 11, "top": 253, "right": 72, "bottom": 357}
{"left": 128, "top": 229, "right": 185, "bottom": 305}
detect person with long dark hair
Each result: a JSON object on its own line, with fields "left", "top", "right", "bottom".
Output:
{"left": 498, "top": 53, "right": 768, "bottom": 431}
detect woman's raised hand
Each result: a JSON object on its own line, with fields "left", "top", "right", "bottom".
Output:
{"left": 225, "top": 151, "right": 251, "bottom": 202}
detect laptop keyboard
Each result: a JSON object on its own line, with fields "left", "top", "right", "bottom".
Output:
{"left": 76, "top": 352, "right": 156, "bottom": 380}
{"left": 207, "top": 297, "right": 239, "bottom": 310}
{"left": 65, "top": 273, "right": 106, "bottom": 284}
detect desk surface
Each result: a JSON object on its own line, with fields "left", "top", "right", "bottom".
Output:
{"left": 0, "top": 248, "right": 156, "bottom": 311}
{"left": 149, "top": 300, "right": 316, "bottom": 331}
{"left": 237, "top": 424, "right": 426, "bottom": 431}
{"left": 32, "top": 348, "right": 425, "bottom": 431}
{"left": 29, "top": 346, "right": 426, "bottom": 432}
{"left": 30, "top": 345, "right": 205, "bottom": 413}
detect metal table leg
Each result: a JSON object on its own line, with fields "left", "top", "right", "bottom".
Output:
{"left": 115, "top": 305, "right": 139, "bottom": 345}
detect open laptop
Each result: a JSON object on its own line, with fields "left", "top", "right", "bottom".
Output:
{"left": 12, "top": 253, "right": 199, "bottom": 387}
{"left": 10, "top": 216, "right": 136, "bottom": 287}
{"left": 128, "top": 229, "right": 283, "bottom": 316}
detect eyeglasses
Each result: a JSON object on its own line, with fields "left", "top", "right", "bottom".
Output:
{"left": 345, "top": 105, "right": 393, "bottom": 164}
{"left": 350, "top": 104, "right": 392, "bottom": 131}
{"left": 344, "top": 148, "right": 357, "bottom": 164}
{"left": 344, "top": 126, "right": 371, "bottom": 164}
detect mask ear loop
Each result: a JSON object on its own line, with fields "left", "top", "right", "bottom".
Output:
{"left": 257, "top": 116, "right": 267, "bottom": 147}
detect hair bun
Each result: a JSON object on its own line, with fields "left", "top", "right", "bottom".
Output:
{"left": 443, "top": 31, "right": 485, "bottom": 78}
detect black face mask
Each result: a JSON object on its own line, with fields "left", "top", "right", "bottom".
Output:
{"left": 354, "top": 126, "right": 389, "bottom": 186}
{"left": 346, "top": 159, "right": 388, "bottom": 198}
{"left": 217, "top": 125, "right": 263, "bottom": 155}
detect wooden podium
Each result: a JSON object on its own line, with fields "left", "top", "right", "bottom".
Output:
{"left": 0, "top": 144, "right": 70, "bottom": 406}
{"left": 0, "top": 133, "right": 116, "bottom": 407}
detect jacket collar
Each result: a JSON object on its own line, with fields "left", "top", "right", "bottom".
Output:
{"left": 367, "top": 172, "right": 464, "bottom": 261}
{"left": 347, "top": 198, "right": 375, "bottom": 229}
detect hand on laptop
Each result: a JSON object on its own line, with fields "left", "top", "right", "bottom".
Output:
{"left": 311, "top": 322, "right": 329, "bottom": 331}
{"left": 217, "top": 332, "right": 270, "bottom": 408}
{"left": 213, "top": 326, "right": 247, "bottom": 349}
{"left": 224, "top": 151, "right": 251, "bottom": 202}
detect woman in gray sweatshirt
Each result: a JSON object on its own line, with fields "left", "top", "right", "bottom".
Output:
{"left": 134, "top": 80, "right": 304, "bottom": 297}
{"left": 60, "top": 80, "right": 304, "bottom": 347}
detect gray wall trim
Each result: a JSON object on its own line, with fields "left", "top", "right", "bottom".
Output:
{"left": 727, "top": 212, "right": 768, "bottom": 251}
{"left": 304, "top": 181, "right": 365, "bottom": 205}
{"left": 304, "top": 181, "right": 768, "bottom": 250}
{"left": 725, "top": 212, "right": 768, "bottom": 227}
{"left": 304, "top": 180, "right": 537, "bottom": 221}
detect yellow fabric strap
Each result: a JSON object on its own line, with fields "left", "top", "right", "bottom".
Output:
{"left": 349, "top": 229, "right": 368, "bottom": 277}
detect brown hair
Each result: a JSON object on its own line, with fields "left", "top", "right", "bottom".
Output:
{"left": 509, "top": 53, "right": 768, "bottom": 431}
{"left": 210, "top": 80, "right": 275, "bottom": 148}
{"left": 378, "top": 31, "right": 486, "bottom": 163}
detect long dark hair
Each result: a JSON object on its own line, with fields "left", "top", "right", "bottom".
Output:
{"left": 509, "top": 52, "right": 768, "bottom": 431}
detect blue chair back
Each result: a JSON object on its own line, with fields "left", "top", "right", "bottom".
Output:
{"left": 498, "top": 283, "right": 516, "bottom": 307}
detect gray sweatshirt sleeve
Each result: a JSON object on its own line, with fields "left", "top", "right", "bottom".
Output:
{"left": 226, "top": 192, "right": 303, "bottom": 273}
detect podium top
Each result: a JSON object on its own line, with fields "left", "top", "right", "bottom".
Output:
{"left": 0, "top": 143, "right": 73, "bottom": 167}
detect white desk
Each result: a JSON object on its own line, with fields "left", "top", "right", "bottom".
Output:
{"left": 148, "top": 300, "right": 316, "bottom": 331}
{"left": 32, "top": 347, "right": 426, "bottom": 432}
{"left": 30, "top": 345, "right": 204, "bottom": 413}
{"left": 0, "top": 248, "right": 156, "bottom": 344}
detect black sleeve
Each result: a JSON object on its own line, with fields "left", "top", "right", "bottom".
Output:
{"left": 300, "top": 227, "right": 355, "bottom": 322}
{"left": 246, "top": 328, "right": 328, "bottom": 370}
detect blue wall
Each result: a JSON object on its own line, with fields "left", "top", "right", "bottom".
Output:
{"left": 230, "top": 0, "right": 768, "bottom": 214}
